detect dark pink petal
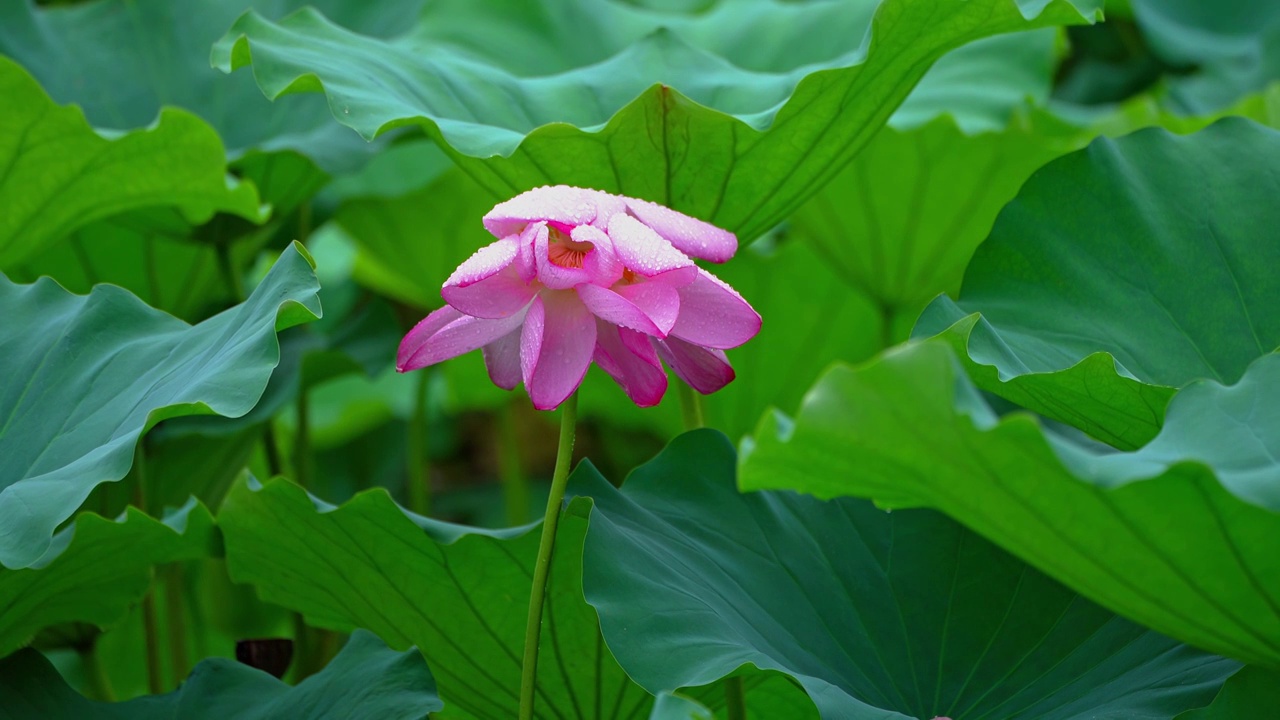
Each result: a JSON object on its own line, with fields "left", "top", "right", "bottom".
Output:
{"left": 399, "top": 305, "right": 462, "bottom": 372}
{"left": 483, "top": 185, "right": 604, "bottom": 239}
{"left": 577, "top": 283, "right": 667, "bottom": 337}
{"left": 573, "top": 224, "right": 625, "bottom": 286}
{"left": 483, "top": 326, "right": 523, "bottom": 390}
{"left": 669, "top": 268, "right": 762, "bottom": 349}
{"left": 594, "top": 321, "right": 668, "bottom": 407}
{"left": 441, "top": 237, "right": 537, "bottom": 319}
{"left": 624, "top": 196, "right": 738, "bottom": 263}
{"left": 520, "top": 291, "right": 597, "bottom": 410}
{"left": 606, "top": 214, "right": 698, "bottom": 285}
{"left": 653, "top": 336, "right": 736, "bottom": 394}
{"left": 398, "top": 304, "right": 528, "bottom": 372}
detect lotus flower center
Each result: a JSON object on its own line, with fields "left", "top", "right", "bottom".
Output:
{"left": 547, "top": 227, "right": 593, "bottom": 269}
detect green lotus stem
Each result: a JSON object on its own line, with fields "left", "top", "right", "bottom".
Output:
{"left": 78, "top": 641, "right": 116, "bottom": 702}
{"left": 214, "top": 241, "right": 244, "bottom": 304}
{"left": 518, "top": 392, "right": 578, "bottom": 720}
{"left": 132, "top": 443, "right": 165, "bottom": 694}
{"left": 407, "top": 369, "right": 431, "bottom": 515}
{"left": 877, "top": 301, "right": 895, "bottom": 350}
{"left": 676, "top": 380, "right": 705, "bottom": 430}
{"left": 293, "top": 389, "right": 312, "bottom": 489}
{"left": 141, "top": 579, "right": 165, "bottom": 693}
{"left": 163, "top": 564, "right": 189, "bottom": 684}
{"left": 297, "top": 201, "right": 313, "bottom": 245}
{"left": 724, "top": 676, "right": 747, "bottom": 720}
{"left": 262, "top": 423, "right": 285, "bottom": 478}
{"left": 499, "top": 401, "right": 530, "bottom": 525}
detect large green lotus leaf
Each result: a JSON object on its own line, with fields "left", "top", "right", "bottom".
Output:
{"left": 331, "top": 148, "right": 497, "bottom": 310}
{"left": 2, "top": 208, "right": 269, "bottom": 324}
{"left": 0, "top": 629, "right": 440, "bottom": 719}
{"left": 0, "top": 499, "right": 213, "bottom": 658}
{"left": 787, "top": 27, "right": 1085, "bottom": 321}
{"left": 2, "top": 150, "right": 323, "bottom": 323}
{"left": 577, "top": 430, "right": 1237, "bottom": 718}
{"left": 0, "top": 0, "right": 433, "bottom": 173}
{"left": 213, "top": 0, "right": 1099, "bottom": 242}
{"left": 913, "top": 118, "right": 1280, "bottom": 450}
{"left": 649, "top": 693, "right": 713, "bottom": 720}
{"left": 1129, "top": 0, "right": 1280, "bottom": 115}
{"left": 1176, "top": 665, "right": 1280, "bottom": 719}
{"left": 0, "top": 58, "right": 263, "bottom": 271}
{"left": 326, "top": 30, "right": 1060, "bottom": 301}
{"left": 741, "top": 342, "right": 1280, "bottom": 669}
{"left": 681, "top": 671, "right": 819, "bottom": 720}
{"left": 218, "top": 477, "right": 654, "bottom": 719}
{"left": 789, "top": 112, "right": 1080, "bottom": 329}
{"left": 888, "top": 28, "right": 1058, "bottom": 133}
{"left": 322, "top": 29, "right": 1060, "bottom": 308}
{"left": 0, "top": 243, "right": 321, "bottom": 570}
{"left": 92, "top": 234, "right": 404, "bottom": 516}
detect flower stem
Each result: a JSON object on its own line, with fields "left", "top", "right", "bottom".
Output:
{"left": 725, "top": 675, "right": 747, "bottom": 720}
{"left": 407, "top": 369, "right": 431, "bottom": 516}
{"left": 877, "top": 301, "right": 895, "bottom": 351}
{"left": 293, "top": 389, "right": 312, "bottom": 489}
{"left": 518, "top": 393, "right": 578, "bottom": 720}
{"left": 214, "top": 242, "right": 244, "bottom": 305}
{"left": 142, "top": 576, "right": 164, "bottom": 692}
{"left": 132, "top": 443, "right": 164, "bottom": 695}
{"left": 78, "top": 641, "right": 116, "bottom": 702}
{"left": 675, "top": 379, "right": 705, "bottom": 431}
{"left": 163, "top": 564, "right": 189, "bottom": 685}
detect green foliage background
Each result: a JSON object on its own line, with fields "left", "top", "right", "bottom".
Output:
{"left": 2, "top": 0, "right": 1279, "bottom": 717}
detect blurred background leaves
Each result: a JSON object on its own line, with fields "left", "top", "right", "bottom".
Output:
{"left": 2, "top": 0, "right": 1280, "bottom": 716}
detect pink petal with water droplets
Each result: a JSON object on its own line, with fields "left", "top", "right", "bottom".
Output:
{"left": 624, "top": 196, "right": 738, "bottom": 263}
{"left": 521, "top": 291, "right": 597, "bottom": 410}
{"left": 573, "top": 224, "right": 624, "bottom": 286}
{"left": 483, "top": 185, "right": 604, "bottom": 238}
{"left": 591, "top": 192, "right": 628, "bottom": 230}
{"left": 577, "top": 283, "right": 667, "bottom": 337}
{"left": 513, "top": 222, "right": 540, "bottom": 282}
{"left": 398, "top": 304, "right": 528, "bottom": 372}
{"left": 616, "top": 282, "right": 680, "bottom": 334}
{"left": 441, "top": 236, "right": 536, "bottom": 319}
{"left": 653, "top": 336, "right": 735, "bottom": 394}
{"left": 595, "top": 321, "right": 668, "bottom": 407}
{"left": 483, "top": 327, "right": 523, "bottom": 390}
{"left": 607, "top": 214, "right": 698, "bottom": 285}
{"left": 669, "top": 268, "right": 761, "bottom": 349}
{"left": 520, "top": 296, "right": 544, "bottom": 388}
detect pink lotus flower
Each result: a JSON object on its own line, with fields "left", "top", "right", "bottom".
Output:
{"left": 397, "top": 186, "right": 761, "bottom": 410}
